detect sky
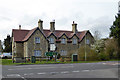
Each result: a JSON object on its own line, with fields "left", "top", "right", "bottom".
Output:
{"left": 0, "top": 0, "right": 119, "bottom": 41}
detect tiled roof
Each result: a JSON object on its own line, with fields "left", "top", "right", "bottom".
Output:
{"left": 12, "top": 27, "right": 88, "bottom": 42}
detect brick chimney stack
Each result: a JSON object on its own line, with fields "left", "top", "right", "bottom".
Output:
{"left": 50, "top": 20, "right": 55, "bottom": 32}
{"left": 38, "top": 19, "right": 43, "bottom": 31}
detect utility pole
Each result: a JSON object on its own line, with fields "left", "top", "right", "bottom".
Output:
{"left": 85, "top": 35, "right": 87, "bottom": 61}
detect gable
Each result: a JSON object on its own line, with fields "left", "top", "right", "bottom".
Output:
{"left": 24, "top": 27, "right": 49, "bottom": 42}
{"left": 47, "top": 33, "right": 57, "bottom": 39}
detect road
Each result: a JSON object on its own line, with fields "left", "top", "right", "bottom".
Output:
{"left": 2, "top": 61, "right": 119, "bottom": 79}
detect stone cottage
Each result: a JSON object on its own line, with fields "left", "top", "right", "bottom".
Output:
{"left": 12, "top": 19, "right": 94, "bottom": 61}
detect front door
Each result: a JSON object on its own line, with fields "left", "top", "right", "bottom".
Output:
{"left": 73, "top": 55, "right": 78, "bottom": 61}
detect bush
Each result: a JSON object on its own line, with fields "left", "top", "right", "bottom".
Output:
{"left": 78, "top": 46, "right": 98, "bottom": 61}
{"left": 98, "top": 52, "right": 109, "bottom": 61}
{"left": 105, "top": 38, "right": 119, "bottom": 60}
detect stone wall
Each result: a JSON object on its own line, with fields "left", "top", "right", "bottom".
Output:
{"left": 24, "top": 29, "right": 48, "bottom": 57}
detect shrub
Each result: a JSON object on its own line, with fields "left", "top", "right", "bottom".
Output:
{"left": 98, "top": 52, "right": 109, "bottom": 61}
{"left": 78, "top": 46, "right": 98, "bottom": 61}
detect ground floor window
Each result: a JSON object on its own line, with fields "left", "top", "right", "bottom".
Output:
{"left": 34, "top": 50, "right": 41, "bottom": 56}
{"left": 60, "top": 50, "right": 67, "bottom": 56}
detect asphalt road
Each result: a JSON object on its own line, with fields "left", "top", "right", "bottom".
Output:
{"left": 2, "top": 61, "right": 119, "bottom": 79}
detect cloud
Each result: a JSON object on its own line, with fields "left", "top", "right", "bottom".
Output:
{"left": 0, "top": 0, "right": 119, "bottom": 41}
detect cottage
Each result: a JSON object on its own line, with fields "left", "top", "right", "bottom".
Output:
{"left": 12, "top": 19, "right": 94, "bottom": 61}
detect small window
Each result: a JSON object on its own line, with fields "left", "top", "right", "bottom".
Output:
{"left": 61, "top": 38, "right": 66, "bottom": 44}
{"left": 61, "top": 50, "right": 67, "bottom": 56}
{"left": 34, "top": 50, "right": 41, "bottom": 56}
{"left": 72, "top": 38, "right": 77, "bottom": 44}
{"left": 86, "top": 39, "right": 90, "bottom": 44}
{"left": 35, "top": 37, "right": 40, "bottom": 43}
{"left": 49, "top": 38, "right": 54, "bottom": 43}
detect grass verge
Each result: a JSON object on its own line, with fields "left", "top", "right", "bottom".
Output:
{"left": 1, "top": 59, "right": 119, "bottom": 65}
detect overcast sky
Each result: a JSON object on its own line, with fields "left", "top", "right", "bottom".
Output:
{"left": 0, "top": 0, "right": 119, "bottom": 41}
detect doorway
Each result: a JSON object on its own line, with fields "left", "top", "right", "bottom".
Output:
{"left": 72, "top": 54, "right": 78, "bottom": 61}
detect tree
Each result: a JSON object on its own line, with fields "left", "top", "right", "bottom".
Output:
{"left": 110, "top": 14, "right": 120, "bottom": 59}
{"left": 110, "top": 14, "right": 120, "bottom": 47}
{"left": 0, "top": 40, "right": 3, "bottom": 52}
{"left": 3, "top": 35, "right": 12, "bottom": 52}
{"left": 93, "top": 30, "right": 101, "bottom": 40}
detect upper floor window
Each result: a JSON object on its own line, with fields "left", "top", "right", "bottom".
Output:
{"left": 35, "top": 37, "right": 40, "bottom": 43}
{"left": 61, "top": 38, "right": 66, "bottom": 44}
{"left": 49, "top": 37, "right": 54, "bottom": 43}
{"left": 86, "top": 39, "right": 90, "bottom": 44}
{"left": 72, "top": 38, "right": 77, "bottom": 44}
{"left": 34, "top": 50, "right": 41, "bottom": 56}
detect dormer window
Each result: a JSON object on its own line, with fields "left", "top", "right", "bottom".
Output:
{"left": 49, "top": 37, "right": 54, "bottom": 43}
{"left": 73, "top": 38, "right": 77, "bottom": 44}
{"left": 61, "top": 38, "right": 66, "bottom": 44}
{"left": 35, "top": 37, "right": 40, "bottom": 43}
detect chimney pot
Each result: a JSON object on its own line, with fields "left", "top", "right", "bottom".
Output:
{"left": 19, "top": 25, "right": 21, "bottom": 30}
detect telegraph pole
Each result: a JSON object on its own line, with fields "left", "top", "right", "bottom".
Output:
{"left": 85, "top": 35, "right": 87, "bottom": 61}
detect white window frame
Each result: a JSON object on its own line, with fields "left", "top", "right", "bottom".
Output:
{"left": 49, "top": 37, "right": 54, "bottom": 43}
{"left": 72, "top": 38, "right": 77, "bottom": 44}
{"left": 61, "top": 38, "right": 66, "bottom": 44}
{"left": 35, "top": 37, "right": 40, "bottom": 43}
{"left": 34, "top": 50, "right": 41, "bottom": 56}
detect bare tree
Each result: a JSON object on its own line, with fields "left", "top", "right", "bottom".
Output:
{"left": 93, "top": 30, "right": 101, "bottom": 40}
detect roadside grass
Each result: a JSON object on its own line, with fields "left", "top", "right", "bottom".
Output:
{"left": 1, "top": 59, "right": 119, "bottom": 65}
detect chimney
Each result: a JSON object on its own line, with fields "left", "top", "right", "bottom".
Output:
{"left": 19, "top": 25, "right": 21, "bottom": 30}
{"left": 38, "top": 19, "right": 43, "bottom": 31}
{"left": 72, "top": 21, "right": 77, "bottom": 33}
{"left": 50, "top": 20, "right": 55, "bottom": 32}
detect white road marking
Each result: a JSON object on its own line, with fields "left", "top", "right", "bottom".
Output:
{"left": 8, "top": 66, "right": 74, "bottom": 71}
{"left": 82, "top": 70, "right": 90, "bottom": 72}
{"left": 7, "top": 74, "right": 20, "bottom": 77}
{"left": 24, "top": 73, "right": 34, "bottom": 75}
{"left": 37, "top": 72, "right": 46, "bottom": 75}
{"left": 61, "top": 71, "right": 69, "bottom": 74}
{"left": 72, "top": 70, "right": 80, "bottom": 72}
{"left": 102, "top": 63, "right": 106, "bottom": 64}
{"left": 15, "top": 65, "right": 53, "bottom": 67}
{"left": 8, "top": 67, "right": 56, "bottom": 70}
{"left": 21, "top": 76, "right": 27, "bottom": 80}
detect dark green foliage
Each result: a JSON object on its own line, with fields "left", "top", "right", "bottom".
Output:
{"left": 3, "top": 35, "right": 12, "bottom": 52}
{"left": 110, "top": 14, "right": 120, "bottom": 47}
{"left": 110, "top": 14, "right": 120, "bottom": 59}
{"left": 0, "top": 40, "right": 3, "bottom": 52}
{"left": 57, "top": 54, "right": 61, "bottom": 59}
{"left": 98, "top": 52, "right": 109, "bottom": 61}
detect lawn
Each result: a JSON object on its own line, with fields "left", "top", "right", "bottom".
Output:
{"left": 1, "top": 59, "right": 119, "bottom": 65}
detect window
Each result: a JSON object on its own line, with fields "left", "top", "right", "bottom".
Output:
{"left": 49, "top": 38, "right": 54, "bottom": 43}
{"left": 61, "top": 50, "right": 67, "bottom": 56}
{"left": 35, "top": 37, "right": 40, "bottom": 43}
{"left": 86, "top": 39, "right": 90, "bottom": 44}
{"left": 72, "top": 38, "right": 77, "bottom": 44}
{"left": 61, "top": 38, "right": 66, "bottom": 44}
{"left": 34, "top": 50, "right": 41, "bottom": 56}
